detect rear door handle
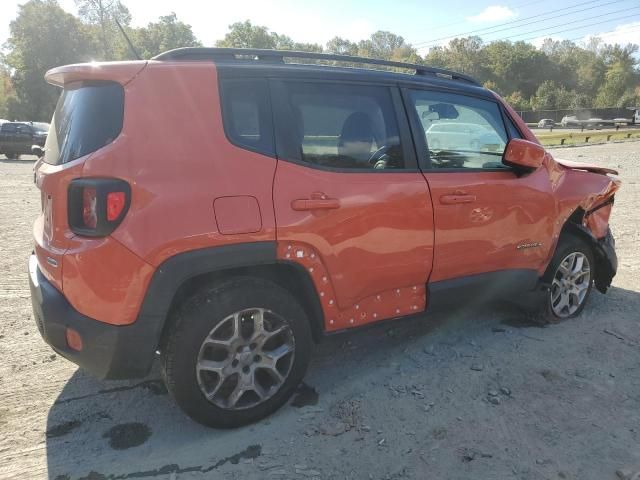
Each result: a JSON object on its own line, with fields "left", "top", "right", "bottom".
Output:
{"left": 439, "top": 194, "right": 476, "bottom": 204}
{"left": 291, "top": 192, "right": 340, "bottom": 211}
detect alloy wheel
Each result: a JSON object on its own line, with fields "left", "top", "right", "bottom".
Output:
{"left": 550, "top": 252, "right": 591, "bottom": 318}
{"left": 196, "top": 308, "right": 295, "bottom": 410}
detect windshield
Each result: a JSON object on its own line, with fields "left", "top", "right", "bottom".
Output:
{"left": 44, "top": 81, "right": 124, "bottom": 165}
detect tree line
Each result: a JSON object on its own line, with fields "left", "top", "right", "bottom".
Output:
{"left": 1, "top": 0, "right": 638, "bottom": 122}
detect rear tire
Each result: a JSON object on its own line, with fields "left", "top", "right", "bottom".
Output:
{"left": 161, "top": 277, "right": 312, "bottom": 428}
{"left": 539, "top": 234, "right": 594, "bottom": 322}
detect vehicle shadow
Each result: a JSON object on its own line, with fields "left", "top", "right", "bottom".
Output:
{"left": 44, "top": 285, "right": 640, "bottom": 479}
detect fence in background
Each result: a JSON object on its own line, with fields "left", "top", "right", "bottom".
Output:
{"left": 516, "top": 107, "right": 637, "bottom": 123}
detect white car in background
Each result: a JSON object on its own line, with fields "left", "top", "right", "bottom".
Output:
{"left": 426, "top": 122, "right": 504, "bottom": 152}
{"left": 560, "top": 115, "right": 581, "bottom": 127}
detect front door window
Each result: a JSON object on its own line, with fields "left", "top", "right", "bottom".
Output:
{"left": 408, "top": 90, "right": 511, "bottom": 170}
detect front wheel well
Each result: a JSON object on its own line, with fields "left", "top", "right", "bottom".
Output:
{"left": 558, "top": 208, "right": 616, "bottom": 293}
{"left": 158, "top": 262, "right": 325, "bottom": 349}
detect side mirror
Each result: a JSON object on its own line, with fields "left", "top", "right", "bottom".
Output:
{"left": 502, "top": 138, "right": 545, "bottom": 172}
{"left": 31, "top": 145, "right": 45, "bottom": 158}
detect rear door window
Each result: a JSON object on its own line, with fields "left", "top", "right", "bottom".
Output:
{"left": 44, "top": 81, "right": 124, "bottom": 165}
{"left": 274, "top": 82, "right": 406, "bottom": 170}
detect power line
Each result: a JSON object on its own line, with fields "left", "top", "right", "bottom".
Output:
{"left": 563, "top": 24, "right": 640, "bottom": 42}
{"left": 518, "top": 11, "right": 640, "bottom": 42}
{"left": 418, "top": 7, "right": 640, "bottom": 49}
{"left": 414, "top": 0, "right": 628, "bottom": 47}
{"left": 536, "top": 25, "right": 640, "bottom": 44}
{"left": 417, "top": 0, "right": 549, "bottom": 34}
{"left": 489, "top": 5, "right": 640, "bottom": 41}
{"left": 481, "top": 0, "right": 633, "bottom": 41}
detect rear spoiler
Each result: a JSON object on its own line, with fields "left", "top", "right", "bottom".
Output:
{"left": 45, "top": 61, "right": 148, "bottom": 87}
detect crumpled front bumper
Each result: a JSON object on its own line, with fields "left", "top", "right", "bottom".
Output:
{"left": 593, "top": 228, "right": 617, "bottom": 293}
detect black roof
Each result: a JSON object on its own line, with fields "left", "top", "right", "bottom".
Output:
{"left": 153, "top": 47, "right": 482, "bottom": 88}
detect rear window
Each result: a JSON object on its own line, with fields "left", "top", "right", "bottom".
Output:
{"left": 44, "top": 81, "right": 124, "bottom": 165}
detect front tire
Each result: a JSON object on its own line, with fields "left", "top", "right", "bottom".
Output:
{"left": 161, "top": 277, "right": 312, "bottom": 428}
{"left": 542, "top": 235, "right": 594, "bottom": 321}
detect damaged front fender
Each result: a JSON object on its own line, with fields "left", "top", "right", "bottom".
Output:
{"left": 548, "top": 156, "right": 621, "bottom": 292}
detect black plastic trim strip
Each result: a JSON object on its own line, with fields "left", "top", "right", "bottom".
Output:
{"left": 427, "top": 269, "right": 540, "bottom": 311}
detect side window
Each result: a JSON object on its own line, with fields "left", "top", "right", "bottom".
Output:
{"left": 280, "top": 82, "right": 405, "bottom": 170}
{"left": 408, "top": 90, "right": 510, "bottom": 170}
{"left": 220, "top": 78, "right": 274, "bottom": 157}
{"left": 1, "top": 124, "right": 17, "bottom": 133}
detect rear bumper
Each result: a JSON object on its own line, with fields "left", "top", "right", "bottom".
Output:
{"left": 28, "top": 254, "right": 157, "bottom": 380}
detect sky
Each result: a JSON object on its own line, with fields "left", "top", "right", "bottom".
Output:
{"left": 1, "top": 0, "right": 639, "bottom": 55}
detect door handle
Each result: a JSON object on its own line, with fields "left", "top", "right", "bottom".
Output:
{"left": 439, "top": 194, "right": 476, "bottom": 204}
{"left": 291, "top": 192, "right": 340, "bottom": 211}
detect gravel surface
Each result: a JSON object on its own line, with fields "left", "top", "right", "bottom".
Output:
{"left": 0, "top": 143, "right": 638, "bottom": 480}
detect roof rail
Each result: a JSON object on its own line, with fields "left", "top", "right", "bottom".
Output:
{"left": 152, "top": 47, "right": 480, "bottom": 86}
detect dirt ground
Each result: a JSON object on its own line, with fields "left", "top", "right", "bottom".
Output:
{"left": 0, "top": 142, "right": 638, "bottom": 480}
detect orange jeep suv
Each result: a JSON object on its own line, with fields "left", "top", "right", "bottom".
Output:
{"left": 29, "top": 48, "right": 620, "bottom": 428}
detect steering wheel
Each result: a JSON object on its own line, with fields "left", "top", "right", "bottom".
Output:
{"left": 368, "top": 145, "right": 391, "bottom": 166}
{"left": 430, "top": 149, "right": 465, "bottom": 168}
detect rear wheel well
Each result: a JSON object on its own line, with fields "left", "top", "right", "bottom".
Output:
{"left": 158, "top": 262, "right": 325, "bottom": 349}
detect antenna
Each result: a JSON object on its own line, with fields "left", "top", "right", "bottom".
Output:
{"left": 115, "top": 18, "right": 141, "bottom": 60}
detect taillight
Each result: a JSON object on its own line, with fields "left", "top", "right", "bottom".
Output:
{"left": 106, "top": 191, "right": 126, "bottom": 221}
{"left": 68, "top": 178, "right": 131, "bottom": 237}
{"left": 82, "top": 187, "right": 97, "bottom": 228}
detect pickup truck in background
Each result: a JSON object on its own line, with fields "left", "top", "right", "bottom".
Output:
{"left": 0, "top": 121, "right": 49, "bottom": 159}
